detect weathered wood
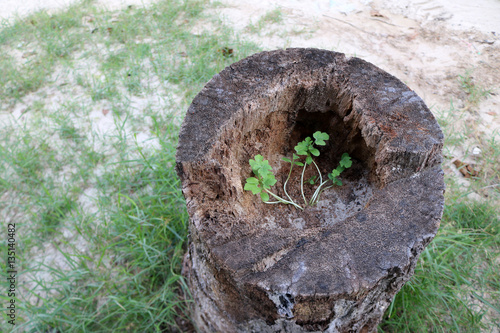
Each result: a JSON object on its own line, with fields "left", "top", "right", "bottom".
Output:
{"left": 176, "top": 48, "right": 444, "bottom": 332}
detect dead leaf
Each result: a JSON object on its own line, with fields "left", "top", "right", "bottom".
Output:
{"left": 453, "top": 159, "right": 479, "bottom": 178}
{"left": 107, "top": 27, "right": 113, "bottom": 33}
{"left": 218, "top": 47, "right": 234, "bottom": 58}
{"left": 486, "top": 111, "right": 496, "bottom": 116}
{"left": 102, "top": 109, "right": 110, "bottom": 116}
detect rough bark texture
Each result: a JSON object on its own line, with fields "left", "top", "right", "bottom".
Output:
{"left": 176, "top": 48, "right": 444, "bottom": 333}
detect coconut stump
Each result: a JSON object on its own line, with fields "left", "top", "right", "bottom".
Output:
{"left": 176, "top": 48, "right": 444, "bottom": 332}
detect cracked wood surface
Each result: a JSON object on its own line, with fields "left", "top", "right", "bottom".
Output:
{"left": 176, "top": 48, "right": 444, "bottom": 332}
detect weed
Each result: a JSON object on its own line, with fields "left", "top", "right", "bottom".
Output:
{"left": 246, "top": 7, "right": 284, "bottom": 35}
{"left": 245, "top": 132, "right": 352, "bottom": 210}
{"left": 458, "top": 70, "right": 492, "bottom": 105}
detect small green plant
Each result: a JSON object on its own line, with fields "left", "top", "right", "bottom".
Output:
{"left": 458, "top": 70, "right": 492, "bottom": 105}
{"left": 244, "top": 131, "right": 352, "bottom": 210}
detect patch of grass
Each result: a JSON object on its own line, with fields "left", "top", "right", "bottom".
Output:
{"left": 458, "top": 70, "right": 493, "bottom": 105}
{"left": 89, "top": 74, "right": 120, "bottom": 101}
{"left": 0, "top": 0, "right": 261, "bottom": 331}
{"left": 246, "top": 7, "right": 284, "bottom": 35}
{"left": 55, "top": 117, "right": 82, "bottom": 142}
{"left": 443, "top": 200, "right": 499, "bottom": 235}
{"left": 0, "top": 1, "right": 93, "bottom": 104}
{"left": 380, "top": 197, "right": 500, "bottom": 332}
{"left": 38, "top": 195, "right": 77, "bottom": 234}
{"left": 436, "top": 100, "right": 500, "bottom": 196}
{"left": 475, "top": 131, "right": 500, "bottom": 193}
{"left": 21, "top": 121, "right": 190, "bottom": 332}
{"left": 0, "top": 51, "right": 52, "bottom": 104}
{"left": 435, "top": 101, "right": 469, "bottom": 150}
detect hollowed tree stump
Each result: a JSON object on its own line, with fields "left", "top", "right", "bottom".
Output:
{"left": 176, "top": 48, "right": 444, "bottom": 332}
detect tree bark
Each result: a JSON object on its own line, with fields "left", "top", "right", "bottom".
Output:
{"left": 176, "top": 48, "right": 444, "bottom": 332}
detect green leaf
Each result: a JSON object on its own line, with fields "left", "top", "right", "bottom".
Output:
{"left": 260, "top": 191, "right": 270, "bottom": 202}
{"left": 246, "top": 177, "right": 259, "bottom": 184}
{"left": 244, "top": 182, "right": 261, "bottom": 195}
{"left": 306, "top": 156, "right": 312, "bottom": 164}
{"left": 260, "top": 161, "right": 273, "bottom": 174}
{"left": 249, "top": 156, "right": 261, "bottom": 172}
{"left": 249, "top": 154, "right": 263, "bottom": 166}
{"left": 295, "top": 137, "right": 314, "bottom": 155}
{"left": 295, "top": 161, "right": 304, "bottom": 166}
{"left": 313, "top": 131, "right": 329, "bottom": 145}
{"left": 334, "top": 179, "right": 343, "bottom": 186}
{"left": 330, "top": 169, "right": 341, "bottom": 178}
{"left": 295, "top": 142, "right": 308, "bottom": 155}
{"left": 292, "top": 154, "right": 299, "bottom": 160}
{"left": 250, "top": 155, "right": 273, "bottom": 175}
{"left": 282, "top": 157, "right": 291, "bottom": 163}
{"left": 340, "top": 153, "right": 352, "bottom": 168}
{"left": 262, "top": 175, "right": 277, "bottom": 188}
{"left": 310, "top": 148, "right": 320, "bottom": 156}
{"left": 308, "top": 175, "right": 317, "bottom": 185}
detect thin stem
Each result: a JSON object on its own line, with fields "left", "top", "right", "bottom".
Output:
{"left": 283, "top": 161, "right": 294, "bottom": 203}
{"left": 300, "top": 162, "right": 308, "bottom": 206}
{"left": 313, "top": 185, "right": 333, "bottom": 204}
{"left": 310, "top": 180, "right": 329, "bottom": 205}
{"left": 309, "top": 160, "right": 324, "bottom": 205}
{"left": 312, "top": 160, "right": 323, "bottom": 185}
{"left": 265, "top": 189, "right": 304, "bottom": 210}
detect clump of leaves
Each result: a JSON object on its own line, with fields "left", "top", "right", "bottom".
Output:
{"left": 244, "top": 131, "right": 352, "bottom": 210}
{"left": 244, "top": 155, "right": 276, "bottom": 202}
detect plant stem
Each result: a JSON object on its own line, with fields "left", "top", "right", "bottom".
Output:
{"left": 310, "top": 180, "right": 329, "bottom": 205}
{"left": 312, "top": 160, "right": 323, "bottom": 185}
{"left": 265, "top": 189, "right": 304, "bottom": 210}
{"left": 283, "top": 161, "right": 295, "bottom": 203}
{"left": 300, "top": 162, "right": 308, "bottom": 206}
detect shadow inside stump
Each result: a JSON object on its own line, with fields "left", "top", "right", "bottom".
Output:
{"left": 232, "top": 91, "right": 375, "bottom": 231}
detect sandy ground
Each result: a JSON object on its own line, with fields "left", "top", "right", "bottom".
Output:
{"left": 214, "top": 0, "right": 500, "bottom": 192}
{"left": 2, "top": 0, "right": 499, "bottom": 170}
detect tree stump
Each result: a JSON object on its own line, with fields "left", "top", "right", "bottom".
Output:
{"left": 176, "top": 48, "right": 444, "bottom": 332}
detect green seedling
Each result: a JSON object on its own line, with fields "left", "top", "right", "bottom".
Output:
{"left": 309, "top": 153, "right": 352, "bottom": 205}
{"left": 244, "top": 154, "right": 276, "bottom": 202}
{"left": 244, "top": 154, "right": 303, "bottom": 209}
{"left": 245, "top": 131, "right": 352, "bottom": 210}
{"left": 307, "top": 175, "right": 317, "bottom": 185}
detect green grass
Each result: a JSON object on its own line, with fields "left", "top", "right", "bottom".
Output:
{"left": 246, "top": 7, "right": 284, "bottom": 36}
{"left": 0, "top": 0, "right": 260, "bottom": 331}
{"left": 458, "top": 70, "right": 493, "bottom": 106}
{"left": 0, "top": 0, "right": 498, "bottom": 332}
{"left": 380, "top": 197, "right": 500, "bottom": 332}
